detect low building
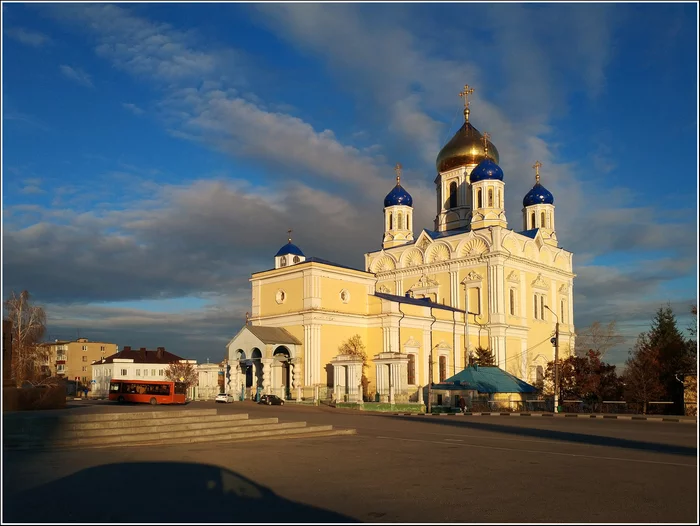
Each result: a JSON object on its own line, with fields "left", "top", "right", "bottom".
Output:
{"left": 91, "top": 346, "right": 196, "bottom": 398}
{"left": 430, "top": 364, "right": 538, "bottom": 411}
{"left": 195, "top": 362, "right": 225, "bottom": 400}
{"left": 39, "top": 338, "right": 118, "bottom": 386}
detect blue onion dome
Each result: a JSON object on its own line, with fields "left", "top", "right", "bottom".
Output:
{"left": 523, "top": 183, "right": 554, "bottom": 207}
{"left": 436, "top": 121, "right": 499, "bottom": 172}
{"left": 384, "top": 180, "right": 413, "bottom": 207}
{"left": 470, "top": 157, "right": 504, "bottom": 182}
{"left": 275, "top": 241, "right": 304, "bottom": 257}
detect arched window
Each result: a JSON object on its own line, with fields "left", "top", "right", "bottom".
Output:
{"left": 477, "top": 188, "right": 483, "bottom": 208}
{"left": 397, "top": 212, "right": 403, "bottom": 230}
{"left": 449, "top": 181, "right": 458, "bottom": 208}
{"left": 541, "top": 211, "right": 546, "bottom": 228}
{"left": 488, "top": 188, "right": 493, "bottom": 207}
{"left": 439, "top": 356, "right": 447, "bottom": 382}
{"left": 407, "top": 354, "right": 416, "bottom": 385}
{"left": 509, "top": 289, "right": 515, "bottom": 316}
{"left": 531, "top": 212, "right": 536, "bottom": 228}
{"left": 293, "top": 255, "right": 300, "bottom": 264}
{"left": 561, "top": 299, "right": 566, "bottom": 323}
{"left": 280, "top": 256, "right": 287, "bottom": 267}
{"left": 389, "top": 213, "right": 393, "bottom": 230}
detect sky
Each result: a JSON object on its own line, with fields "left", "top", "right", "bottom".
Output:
{"left": 2, "top": 2, "right": 698, "bottom": 368}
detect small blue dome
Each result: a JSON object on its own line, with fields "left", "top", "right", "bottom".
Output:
{"left": 470, "top": 158, "right": 504, "bottom": 182}
{"left": 523, "top": 183, "right": 554, "bottom": 207}
{"left": 384, "top": 184, "right": 413, "bottom": 207}
{"left": 275, "top": 242, "right": 304, "bottom": 257}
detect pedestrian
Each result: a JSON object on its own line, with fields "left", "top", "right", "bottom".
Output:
{"left": 459, "top": 396, "right": 466, "bottom": 414}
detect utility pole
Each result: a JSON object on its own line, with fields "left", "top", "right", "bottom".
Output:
{"left": 544, "top": 305, "right": 560, "bottom": 414}
{"left": 427, "top": 307, "right": 436, "bottom": 414}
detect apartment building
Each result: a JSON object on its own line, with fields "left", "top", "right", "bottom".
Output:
{"left": 40, "top": 338, "right": 118, "bottom": 385}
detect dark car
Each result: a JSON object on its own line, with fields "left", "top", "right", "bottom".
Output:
{"left": 259, "top": 394, "right": 284, "bottom": 406}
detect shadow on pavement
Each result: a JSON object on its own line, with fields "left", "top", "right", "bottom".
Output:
{"left": 3, "top": 461, "right": 356, "bottom": 523}
{"left": 379, "top": 415, "right": 698, "bottom": 457}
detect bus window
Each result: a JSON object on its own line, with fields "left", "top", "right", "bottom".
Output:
{"left": 109, "top": 382, "right": 120, "bottom": 392}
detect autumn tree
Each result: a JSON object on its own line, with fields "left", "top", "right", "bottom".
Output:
{"left": 574, "top": 321, "right": 624, "bottom": 359}
{"left": 165, "top": 361, "right": 198, "bottom": 389}
{"left": 338, "top": 334, "right": 370, "bottom": 397}
{"left": 470, "top": 346, "right": 495, "bottom": 366}
{"left": 622, "top": 333, "right": 665, "bottom": 414}
{"left": 3, "top": 290, "right": 49, "bottom": 385}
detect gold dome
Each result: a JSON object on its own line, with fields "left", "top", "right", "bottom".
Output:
{"left": 435, "top": 121, "right": 499, "bottom": 173}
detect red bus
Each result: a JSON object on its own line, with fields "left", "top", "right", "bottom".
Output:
{"left": 109, "top": 379, "right": 187, "bottom": 405}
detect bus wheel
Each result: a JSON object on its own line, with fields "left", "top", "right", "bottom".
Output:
{"left": 149, "top": 398, "right": 157, "bottom": 405}
{"left": 118, "top": 396, "right": 124, "bottom": 403}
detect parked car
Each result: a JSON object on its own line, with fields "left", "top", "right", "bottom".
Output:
{"left": 259, "top": 394, "right": 284, "bottom": 406}
{"left": 215, "top": 393, "right": 234, "bottom": 403}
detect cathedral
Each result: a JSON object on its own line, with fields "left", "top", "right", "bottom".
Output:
{"left": 226, "top": 85, "right": 575, "bottom": 402}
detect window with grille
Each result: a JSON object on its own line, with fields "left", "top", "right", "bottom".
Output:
{"left": 439, "top": 356, "right": 447, "bottom": 382}
{"left": 407, "top": 354, "right": 416, "bottom": 385}
{"left": 82, "top": 346, "right": 87, "bottom": 351}
{"left": 121, "top": 369, "right": 127, "bottom": 376}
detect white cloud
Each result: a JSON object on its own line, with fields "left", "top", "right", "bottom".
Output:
{"left": 6, "top": 27, "right": 53, "bottom": 47}
{"left": 122, "top": 103, "right": 144, "bottom": 115}
{"left": 59, "top": 64, "right": 93, "bottom": 87}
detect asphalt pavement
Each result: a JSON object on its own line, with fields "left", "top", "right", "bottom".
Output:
{"left": 3, "top": 399, "right": 697, "bottom": 523}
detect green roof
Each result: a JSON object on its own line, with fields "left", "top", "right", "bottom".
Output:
{"left": 436, "top": 365, "right": 538, "bottom": 394}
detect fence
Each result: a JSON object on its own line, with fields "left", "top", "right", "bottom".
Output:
{"left": 549, "top": 399, "right": 692, "bottom": 415}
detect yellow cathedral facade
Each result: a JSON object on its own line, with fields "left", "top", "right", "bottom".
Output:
{"left": 226, "top": 85, "right": 575, "bottom": 403}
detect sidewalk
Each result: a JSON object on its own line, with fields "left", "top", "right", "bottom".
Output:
{"left": 386, "top": 411, "right": 697, "bottom": 424}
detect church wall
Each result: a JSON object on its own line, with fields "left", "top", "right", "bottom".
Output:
{"left": 319, "top": 277, "right": 370, "bottom": 315}
{"left": 319, "top": 324, "right": 371, "bottom": 388}
{"left": 258, "top": 276, "right": 304, "bottom": 317}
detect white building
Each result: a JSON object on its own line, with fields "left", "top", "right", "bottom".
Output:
{"left": 195, "top": 362, "right": 224, "bottom": 400}
{"left": 91, "top": 346, "right": 197, "bottom": 398}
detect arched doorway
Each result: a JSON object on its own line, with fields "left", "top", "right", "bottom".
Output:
{"left": 272, "top": 346, "right": 291, "bottom": 399}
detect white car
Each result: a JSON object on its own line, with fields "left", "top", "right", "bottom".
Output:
{"left": 215, "top": 393, "right": 234, "bottom": 403}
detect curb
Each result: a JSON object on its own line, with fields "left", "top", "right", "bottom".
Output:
{"left": 389, "top": 412, "right": 696, "bottom": 424}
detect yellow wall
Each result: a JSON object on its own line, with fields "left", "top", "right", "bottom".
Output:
{"left": 319, "top": 276, "right": 369, "bottom": 315}
{"left": 259, "top": 274, "right": 305, "bottom": 317}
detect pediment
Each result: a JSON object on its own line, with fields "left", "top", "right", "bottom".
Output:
{"left": 531, "top": 273, "right": 549, "bottom": 290}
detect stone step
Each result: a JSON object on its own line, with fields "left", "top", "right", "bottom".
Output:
{"left": 54, "top": 413, "right": 250, "bottom": 432}
{"left": 16, "top": 421, "right": 310, "bottom": 450}
{"left": 52, "top": 425, "right": 356, "bottom": 449}
{"left": 48, "top": 417, "right": 280, "bottom": 440}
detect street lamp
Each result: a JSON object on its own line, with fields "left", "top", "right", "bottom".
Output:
{"left": 543, "top": 304, "right": 560, "bottom": 414}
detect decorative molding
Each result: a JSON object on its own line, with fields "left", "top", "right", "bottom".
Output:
{"left": 377, "top": 284, "right": 391, "bottom": 294}
{"left": 558, "top": 284, "right": 569, "bottom": 295}
{"left": 507, "top": 270, "right": 520, "bottom": 283}
{"left": 426, "top": 243, "right": 450, "bottom": 263}
{"left": 339, "top": 289, "right": 350, "bottom": 304}
{"left": 418, "top": 237, "right": 431, "bottom": 250}
{"left": 463, "top": 270, "right": 483, "bottom": 282}
{"left": 404, "top": 336, "right": 420, "bottom": 348}
{"left": 275, "top": 289, "right": 287, "bottom": 304}
{"left": 531, "top": 273, "right": 549, "bottom": 290}
{"left": 410, "top": 274, "right": 440, "bottom": 291}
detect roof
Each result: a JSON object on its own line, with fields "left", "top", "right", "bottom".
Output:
{"left": 246, "top": 326, "right": 302, "bottom": 345}
{"left": 374, "top": 292, "right": 465, "bottom": 313}
{"left": 304, "top": 257, "right": 366, "bottom": 273}
{"left": 435, "top": 365, "right": 538, "bottom": 394}
{"left": 275, "top": 242, "right": 305, "bottom": 257}
{"left": 424, "top": 227, "right": 471, "bottom": 240}
{"left": 517, "top": 228, "right": 539, "bottom": 239}
{"left": 94, "top": 348, "right": 185, "bottom": 365}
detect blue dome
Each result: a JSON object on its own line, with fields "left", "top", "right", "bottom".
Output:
{"left": 523, "top": 183, "right": 554, "bottom": 207}
{"left": 470, "top": 158, "right": 504, "bottom": 182}
{"left": 275, "top": 242, "right": 304, "bottom": 257}
{"left": 384, "top": 184, "right": 413, "bottom": 207}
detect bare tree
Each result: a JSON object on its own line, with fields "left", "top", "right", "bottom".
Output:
{"left": 165, "top": 361, "right": 198, "bottom": 388}
{"left": 574, "top": 321, "right": 624, "bottom": 359}
{"left": 3, "top": 290, "right": 48, "bottom": 385}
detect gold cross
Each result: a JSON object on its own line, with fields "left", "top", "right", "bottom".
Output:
{"left": 394, "top": 162, "right": 402, "bottom": 184}
{"left": 481, "top": 132, "right": 490, "bottom": 154}
{"left": 459, "top": 84, "right": 475, "bottom": 109}
{"left": 533, "top": 161, "right": 542, "bottom": 183}
{"left": 287, "top": 229, "right": 292, "bottom": 243}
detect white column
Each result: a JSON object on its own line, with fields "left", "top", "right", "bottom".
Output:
{"left": 262, "top": 359, "right": 272, "bottom": 394}
{"left": 304, "top": 325, "right": 312, "bottom": 386}
{"left": 450, "top": 270, "right": 459, "bottom": 308}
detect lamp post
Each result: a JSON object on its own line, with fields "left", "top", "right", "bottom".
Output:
{"left": 543, "top": 304, "right": 560, "bottom": 414}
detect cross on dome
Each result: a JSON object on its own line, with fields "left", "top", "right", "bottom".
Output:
{"left": 532, "top": 161, "right": 542, "bottom": 184}
{"left": 287, "top": 229, "right": 293, "bottom": 243}
{"left": 459, "top": 84, "right": 475, "bottom": 122}
{"left": 394, "top": 162, "right": 402, "bottom": 184}
{"left": 481, "top": 132, "right": 491, "bottom": 155}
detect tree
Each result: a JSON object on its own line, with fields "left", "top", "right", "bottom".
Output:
{"left": 3, "top": 290, "right": 48, "bottom": 385}
{"left": 165, "top": 361, "right": 198, "bottom": 389}
{"left": 574, "top": 321, "right": 624, "bottom": 359}
{"left": 338, "top": 334, "right": 370, "bottom": 398}
{"left": 471, "top": 346, "right": 494, "bottom": 366}
{"left": 647, "top": 305, "right": 693, "bottom": 414}
{"left": 622, "top": 334, "right": 665, "bottom": 414}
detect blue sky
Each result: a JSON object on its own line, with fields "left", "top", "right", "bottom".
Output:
{"left": 2, "top": 3, "right": 698, "bottom": 366}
